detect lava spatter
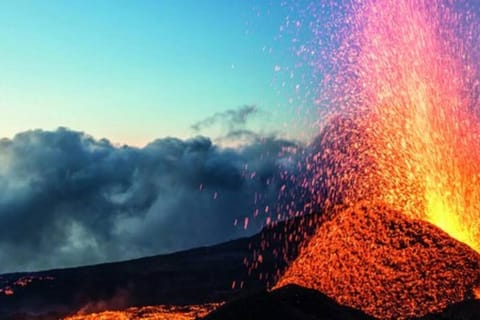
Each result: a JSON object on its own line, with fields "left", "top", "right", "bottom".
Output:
{"left": 276, "top": 202, "right": 480, "bottom": 319}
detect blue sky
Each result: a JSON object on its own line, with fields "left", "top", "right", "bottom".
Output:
{"left": 0, "top": 0, "right": 310, "bottom": 146}
{"left": 0, "top": 0, "right": 321, "bottom": 273}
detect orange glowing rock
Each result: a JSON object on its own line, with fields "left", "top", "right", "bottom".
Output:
{"left": 276, "top": 202, "right": 480, "bottom": 319}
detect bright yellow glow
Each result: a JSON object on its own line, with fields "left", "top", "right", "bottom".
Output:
{"left": 425, "top": 189, "right": 479, "bottom": 253}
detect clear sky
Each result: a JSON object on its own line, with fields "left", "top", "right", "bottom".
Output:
{"left": 0, "top": 0, "right": 307, "bottom": 146}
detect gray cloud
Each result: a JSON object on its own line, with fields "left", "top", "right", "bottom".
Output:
{"left": 191, "top": 105, "right": 258, "bottom": 132}
{"left": 0, "top": 127, "right": 301, "bottom": 273}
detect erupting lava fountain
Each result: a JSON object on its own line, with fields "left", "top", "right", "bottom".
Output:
{"left": 276, "top": 0, "right": 480, "bottom": 318}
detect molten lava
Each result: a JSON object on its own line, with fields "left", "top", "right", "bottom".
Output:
{"left": 276, "top": 202, "right": 480, "bottom": 319}
{"left": 65, "top": 303, "right": 222, "bottom": 320}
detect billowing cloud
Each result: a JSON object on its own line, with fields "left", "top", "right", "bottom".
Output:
{"left": 0, "top": 127, "right": 301, "bottom": 273}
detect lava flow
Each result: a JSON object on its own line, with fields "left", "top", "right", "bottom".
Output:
{"left": 275, "top": 0, "right": 480, "bottom": 318}
{"left": 65, "top": 303, "right": 222, "bottom": 320}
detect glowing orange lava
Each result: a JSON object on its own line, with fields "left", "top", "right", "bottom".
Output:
{"left": 65, "top": 303, "right": 222, "bottom": 320}
{"left": 276, "top": 203, "right": 480, "bottom": 319}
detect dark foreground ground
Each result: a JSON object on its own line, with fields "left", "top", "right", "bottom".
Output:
{"left": 0, "top": 216, "right": 312, "bottom": 319}
{"left": 204, "top": 284, "right": 375, "bottom": 320}
{"left": 205, "top": 284, "right": 480, "bottom": 320}
{"left": 0, "top": 215, "right": 479, "bottom": 320}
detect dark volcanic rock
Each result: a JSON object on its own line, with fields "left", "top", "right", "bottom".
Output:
{"left": 417, "top": 299, "right": 480, "bottom": 320}
{"left": 0, "top": 215, "right": 312, "bottom": 319}
{"left": 0, "top": 238, "right": 263, "bottom": 319}
{"left": 203, "top": 284, "right": 374, "bottom": 320}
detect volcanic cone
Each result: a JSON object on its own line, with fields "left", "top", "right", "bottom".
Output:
{"left": 275, "top": 202, "right": 480, "bottom": 319}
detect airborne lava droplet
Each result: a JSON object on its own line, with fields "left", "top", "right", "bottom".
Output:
{"left": 243, "top": 217, "right": 249, "bottom": 230}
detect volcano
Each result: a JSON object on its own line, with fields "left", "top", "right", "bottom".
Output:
{"left": 1, "top": 210, "right": 479, "bottom": 319}
{"left": 276, "top": 202, "right": 480, "bottom": 319}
